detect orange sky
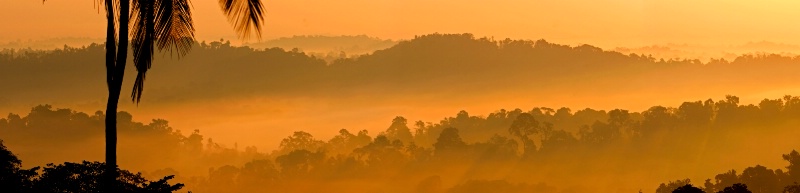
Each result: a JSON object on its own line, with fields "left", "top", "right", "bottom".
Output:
{"left": 4, "top": 0, "right": 800, "bottom": 48}
{"left": 6, "top": 3, "right": 800, "bottom": 189}
{"left": 5, "top": 0, "right": 800, "bottom": 152}
{"left": 5, "top": 0, "right": 800, "bottom": 148}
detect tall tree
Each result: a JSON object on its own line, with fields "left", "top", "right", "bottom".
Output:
{"left": 42, "top": 0, "right": 266, "bottom": 191}
{"left": 385, "top": 116, "right": 414, "bottom": 145}
{"left": 508, "top": 113, "right": 540, "bottom": 156}
{"left": 784, "top": 150, "right": 800, "bottom": 182}
{"left": 433, "top": 127, "right": 466, "bottom": 156}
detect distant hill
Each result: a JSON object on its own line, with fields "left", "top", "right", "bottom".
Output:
{"left": 615, "top": 41, "right": 800, "bottom": 62}
{"left": 4, "top": 33, "right": 800, "bottom": 193}
{"left": 2, "top": 33, "right": 800, "bottom": 157}
{"left": 0, "top": 37, "right": 104, "bottom": 50}
{"left": 244, "top": 35, "right": 397, "bottom": 56}
{"left": 3, "top": 33, "right": 800, "bottom": 109}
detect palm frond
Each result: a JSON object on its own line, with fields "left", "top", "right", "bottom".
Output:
{"left": 155, "top": 0, "right": 195, "bottom": 56}
{"left": 130, "top": 0, "right": 156, "bottom": 103}
{"left": 219, "top": 0, "right": 265, "bottom": 40}
{"left": 104, "top": 0, "right": 119, "bottom": 85}
{"left": 130, "top": 0, "right": 196, "bottom": 103}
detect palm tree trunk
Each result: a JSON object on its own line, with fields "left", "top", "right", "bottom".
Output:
{"left": 116, "top": 0, "right": 130, "bottom": 78}
{"left": 103, "top": 0, "right": 118, "bottom": 191}
{"left": 104, "top": 86, "right": 120, "bottom": 192}
{"left": 104, "top": 0, "right": 130, "bottom": 191}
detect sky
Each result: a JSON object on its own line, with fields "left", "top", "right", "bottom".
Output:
{"left": 5, "top": 2, "right": 800, "bottom": 190}
{"left": 4, "top": 0, "right": 800, "bottom": 48}
{"left": 5, "top": 0, "right": 800, "bottom": 148}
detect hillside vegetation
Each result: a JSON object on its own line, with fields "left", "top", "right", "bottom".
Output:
{"left": 4, "top": 95, "right": 800, "bottom": 192}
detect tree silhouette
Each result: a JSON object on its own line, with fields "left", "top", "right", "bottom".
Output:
{"left": 608, "top": 109, "right": 637, "bottom": 139}
{"left": 433, "top": 127, "right": 466, "bottom": 157}
{"left": 715, "top": 170, "right": 741, "bottom": 191}
{"left": 275, "top": 149, "right": 324, "bottom": 178}
{"left": 784, "top": 182, "right": 800, "bottom": 193}
{"left": 1, "top": 139, "right": 182, "bottom": 193}
{"left": 783, "top": 150, "right": 800, "bottom": 183}
{"left": 34, "top": 161, "right": 183, "bottom": 193}
{"left": 717, "top": 183, "right": 752, "bottom": 193}
{"left": 277, "top": 131, "right": 325, "bottom": 155}
{"left": 237, "top": 159, "right": 280, "bottom": 192}
{"left": 39, "top": 0, "right": 267, "bottom": 191}
{"left": 704, "top": 179, "right": 716, "bottom": 193}
{"left": 326, "top": 129, "right": 372, "bottom": 156}
{"left": 508, "top": 113, "right": 540, "bottom": 156}
{"left": 385, "top": 116, "right": 414, "bottom": 145}
{"left": 0, "top": 140, "right": 37, "bottom": 192}
{"left": 9, "top": 92, "right": 800, "bottom": 192}
{"left": 740, "top": 165, "right": 778, "bottom": 193}
{"left": 657, "top": 179, "right": 692, "bottom": 193}
{"left": 673, "top": 184, "right": 704, "bottom": 193}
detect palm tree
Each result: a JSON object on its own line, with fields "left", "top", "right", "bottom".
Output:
{"left": 95, "top": 0, "right": 265, "bottom": 191}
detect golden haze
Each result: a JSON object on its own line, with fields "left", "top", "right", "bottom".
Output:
{"left": 4, "top": 0, "right": 800, "bottom": 47}
{"left": 3, "top": 1, "right": 800, "bottom": 193}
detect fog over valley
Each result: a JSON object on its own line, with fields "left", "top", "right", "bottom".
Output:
{"left": 3, "top": 33, "right": 800, "bottom": 193}
{"left": 8, "top": 0, "right": 800, "bottom": 192}
{"left": 3, "top": 34, "right": 800, "bottom": 151}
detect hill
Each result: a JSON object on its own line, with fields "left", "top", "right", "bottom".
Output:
{"left": 2, "top": 33, "right": 800, "bottom": 153}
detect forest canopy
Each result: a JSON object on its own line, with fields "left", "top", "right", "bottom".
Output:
{"left": 4, "top": 94, "right": 800, "bottom": 192}
{"left": 4, "top": 33, "right": 800, "bottom": 193}
{"left": 2, "top": 33, "right": 799, "bottom": 107}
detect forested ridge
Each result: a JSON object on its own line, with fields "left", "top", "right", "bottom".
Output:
{"left": 4, "top": 94, "right": 800, "bottom": 192}
{"left": 4, "top": 33, "right": 800, "bottom": 192}
{"left": 2, "top": 33, "right": 800, "bottom": 107}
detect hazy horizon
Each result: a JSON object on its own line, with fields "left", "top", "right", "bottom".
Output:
{"left": 5, "top": 35, "right": 800, "bottom": 64}
{"left": 3, "top": 34, "right": 800, "bottom": 153}
{"left": 6, "top": 0, "right": 800, "bottom": 47}
{"left": 4, "top": 1, "right": 800, "bottom": 193}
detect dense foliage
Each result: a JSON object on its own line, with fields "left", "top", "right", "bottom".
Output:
{"left": 0, "top": 140, "right": 183, "bottom": 193}
{"left": 4, "top": 94, "right": 800, "bottom": 192}
{"left": 4, "top": 33, "right": 800, "bottom": 192}
{"left": 3, "top": 33, "right": 800, "bottom": 106}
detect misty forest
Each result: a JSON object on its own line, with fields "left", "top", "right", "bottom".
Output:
{"left": 4, "top": 33, "right": 800, "bottom": 193}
